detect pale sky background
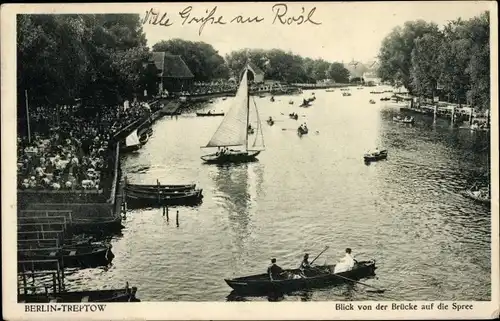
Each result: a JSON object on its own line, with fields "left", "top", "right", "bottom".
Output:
{"left": 141, "top": 1, "right": 493, "bottom": 63}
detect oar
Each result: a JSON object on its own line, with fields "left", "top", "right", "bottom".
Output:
{"left": 310, "top": 246, "right": 330, "bottom": 265}
{"left": 331, "top": 273, "right": 387, "bottom": 293}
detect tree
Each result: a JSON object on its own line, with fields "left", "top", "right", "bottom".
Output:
{"left": 378, "top": 20, "right": 440, "bottom": 92}
{"left": 327, "top": 62, "right": 350, "bottom": 83}
{"left": 411, "top": 32, "right": 443, "bottom": 98}
{"left": 17, "top": 13, "right": 151, "bottom": 114}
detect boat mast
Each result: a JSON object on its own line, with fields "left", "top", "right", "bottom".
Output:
{"left": 245, "top": 66, "right": 250, "bottom": 152}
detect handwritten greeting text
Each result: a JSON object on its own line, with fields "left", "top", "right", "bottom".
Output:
{"left": 142, "top": 3, "right": 321, "bottom": 35}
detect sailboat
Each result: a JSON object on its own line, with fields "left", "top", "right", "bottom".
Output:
{"left": 201, "top": 68, "right": 265, "bottom": 164}
{"left": 121, "top": 129, "right": 141, "bottom": 152}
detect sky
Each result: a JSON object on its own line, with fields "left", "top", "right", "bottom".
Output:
{"left": 141, "top": 1, "right": 493, "bottom": 63}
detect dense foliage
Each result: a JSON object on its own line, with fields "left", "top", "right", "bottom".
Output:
{"left": 17, "top": 14, "right": 152, "bottom": 120}
{"left": 224, "top": 49, "right": 351, "bottom": 84}
{"left": 377, "top": 12, "right": 490, "bottom": 109}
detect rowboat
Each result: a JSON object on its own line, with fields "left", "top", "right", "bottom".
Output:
{"left": 19, "top": 285, "right": 140, "bottom": 303}
{"left": 393, "top": 116, "right": 415, "bottom": 124}
{"left": 18, "top": 245, "right": 113, "bottom": 270}
{"left": 364, "top": 149, "right": 388, "bottom": 162}
{"left": 225, "top": 260, "right": 376, "bottom": 295}
{"left": 267, "top": 119, "right": 275, "bottom": 126}
{"left": 289, "top": 113, "right": 299, "bottom": 120}
{"left": 462, "top": 190, "right": 490, "bottom": 204}
{"left": 125, "top": 183, "right": 196, "bottom": 193}
{"left": 196, "top": 112, "right": 225, "bottom": 117}
{"left": 297, "top": 126, "right": 309, "bottom": 136}
{"left": 342, "top": 92, "right": 352, "bottom": 96}
{"left": 125, "top": 188, "right": 203, "bottom": 207}
{"left": 369, "top": 99, "right": 376, "bottom": 104}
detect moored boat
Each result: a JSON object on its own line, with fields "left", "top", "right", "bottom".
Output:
{"left": 342, "top": 92, "right": 352, "bottom": 97}
{"left": 18, "top": 245, "right": 113, "bottom": 270}
{"left": 18, "top": 284, "right": 140, "bottom": 303}
{"left": 196, "top": 112, "right": 225, "bottom": 117}
{"left": 289, "top": 113, "right": 299, "bottom": 120}
{"left": 369, "top": 99, "right": 376, "bottom": 104}
{"left": 125, "top": 183, "right": 196, "bottom": 193}
{"left": 364, "top": 149, "right": 388, "bottom": 162}
{"left": 225, "top": 260, "right": 376, "bottom": 295}
{"left": 125, "top": 188, "right": 203, "bottom": 207}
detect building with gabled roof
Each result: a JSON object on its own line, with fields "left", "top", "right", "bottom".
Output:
{"left": 240, "top": 61, "right": 265, "bottom": 83}
{"left": 151, "top": 52, "right": 194, "bottom": 93}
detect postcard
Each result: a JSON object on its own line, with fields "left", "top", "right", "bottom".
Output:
{"left": 1, "top": 1, "right": 498, "bottom": 320}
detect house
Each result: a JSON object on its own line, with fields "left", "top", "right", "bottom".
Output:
{"left": 151, "top": 52, "right": 195, "bottom": 93}
{"left": 240, "top": 62, "right": 265, "bottom": 83}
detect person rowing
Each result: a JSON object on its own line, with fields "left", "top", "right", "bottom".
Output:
{"left": 267, "top": 258, "right": 285, "bottom": 281}
{"left": 300, "top": 253, "right": 312, "bottom": 270}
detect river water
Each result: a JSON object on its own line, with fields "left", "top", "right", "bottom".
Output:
{"left": 66, "top": 87, "right": 491, "bottom": 301}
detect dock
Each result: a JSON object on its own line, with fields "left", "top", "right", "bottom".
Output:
{"left": 160, "top": 101, "right": 181, "bottom": 115}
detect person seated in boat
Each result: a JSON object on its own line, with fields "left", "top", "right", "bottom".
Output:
{"left": 300, "top": 253, "right": 312, "bottom": 270}
{"left": 268, "top": 116, "right": 273, "bottom": 122}
{"left": 303, "top": 99, "right": 307, "bottom": 105}
{"left": 333, "top": 248, "right": 357, "bottom": 274}
{"left": 207, "top": 110, "right": 211, "bottom": 114}
{"left": 268, "top": 258, "right": 285, "bottom": 281}
{"left": 303, "top": 123, "right": 308, "bottom": 131}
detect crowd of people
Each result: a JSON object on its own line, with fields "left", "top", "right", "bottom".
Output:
{"left": 17, "top": 99, "right": 155, "bottom": 191}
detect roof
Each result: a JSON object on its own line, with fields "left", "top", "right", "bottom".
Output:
{"left": 247, "top": 61, "right": 264, "bottom": 76}
{"left": 151, "top": 52, "right": 194, "bottom": 79}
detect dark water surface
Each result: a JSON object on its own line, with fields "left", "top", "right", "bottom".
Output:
{"left": 66, "top": 87, "right": 491, "bottom": 301}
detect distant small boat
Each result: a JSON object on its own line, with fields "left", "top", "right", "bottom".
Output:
{"left": 380, "top": 97, "right": 391, "bottom": 101}
{"left": 369, "top": 99, "right": 376, "bottom": 104}
{"left": 393, "top": 116, "right": 415, "bottom": 124}
{"left": 267, "top": 119, "right": 275, "bottom": 126}
{"left": 364, "top": 149, "right": 388, "bottom": 162}
{"left": 297, "top": 126, "right": 309, "bottom": 136}
{"left": 462, "top": 189, "right": 490, "bottom": 204}
{"left": 289, "top": 100, "right": 294, "bottom": 105}
{"left": 289, "top": 113, "right": 299, "bottom": 120}
{"left": 196, "top": 112, "right": 225, "bottom": 117}
{"left": 270, "top": 96, "right": 275, "bottom": 102}
{"left": 325, "top": 89, "right": 335, "bottom": 92}
{"left": 342, "top": 92, "right": 352, "bottom": 97}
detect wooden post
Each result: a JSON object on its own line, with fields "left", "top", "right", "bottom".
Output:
{"left": 176, "top": 210, "right": 179, "bottom": 227}
{"left": 469, "top": 107, "right": 474, "bottom": 125}
{"left": 25, "top": 90, "right": 31, "bottom": 144}
{"left": 52, "top": 273, "right": 57, "bottom": 294}
{"left": 451, "top": 106, "right": 455, "bottom": 125}
{"left": 22, "top": 266, "right": 28, "bottom": 295}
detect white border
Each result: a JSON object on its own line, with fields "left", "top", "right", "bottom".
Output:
{"left": 2, "top": 2, "right": 499, "bottom": 320}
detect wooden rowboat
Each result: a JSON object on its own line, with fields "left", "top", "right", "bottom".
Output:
{"left": 125, "top": 183, "right": 196, "bottom": 193}
{"left": 364, "top": 150, "right": 388, "bottom": 162}
{"left": 225, "top": 260, "right": 376, "bottom": 295}
{"left": 125, "top": 188, "right": 203, "bottom": 207}
{"left": 18, "top": 245, "right": 113, "bottom": 270}
{"left": 462, "top": 190, "right": 490, "bottom": 204}
{"left": 19, "top": 285, "right": 140, "bottom": 303}
{"left": 196, "top": 112, "right": 225, "bottom": 117}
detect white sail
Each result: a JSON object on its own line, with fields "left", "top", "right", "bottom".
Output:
{"left": 125, "top": 130, "right": 140, "bottom": 147}
{"left": 206, "top": 70, "right": 249, "bottom": 148}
